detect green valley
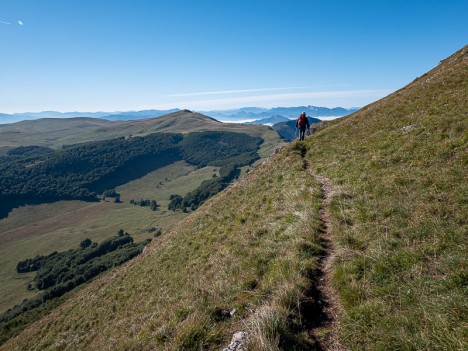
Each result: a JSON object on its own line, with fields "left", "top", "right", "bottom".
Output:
{"left": 0, "top": 113, "right": 284, "bottom": 320}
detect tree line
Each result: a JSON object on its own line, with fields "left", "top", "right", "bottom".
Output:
{"left": 0, "top": 131, "right": 263, "bottom": 218}
{"left": 1, "top": 230, "right": 150, "bottom": 345}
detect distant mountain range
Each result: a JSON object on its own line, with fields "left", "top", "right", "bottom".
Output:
{"left": 0, "top": 106, "right": 358, "bottom": 125}
{"left": 0, "top": 109, "right": 181, "bottom": 124}
{"left": 201, "top": 106, "right": 358, "bottom": 121}
{"left": 245, "top": 115, "right": 290, "bottom": 125}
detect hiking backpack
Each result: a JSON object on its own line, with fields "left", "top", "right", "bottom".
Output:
{"left": 298, "top": 114, "right": 307, "bottom": 127}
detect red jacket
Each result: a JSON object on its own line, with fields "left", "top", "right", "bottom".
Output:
{"left": 296, "top": 114, "right": 310, "bottom": 129}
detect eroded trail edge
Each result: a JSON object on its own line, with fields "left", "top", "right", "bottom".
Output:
{"left": 302, "top": 158, "right": 348, "bottom": 351}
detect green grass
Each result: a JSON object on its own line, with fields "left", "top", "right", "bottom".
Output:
{"left": 304, "top": 46, "right": 467, "bottom": 350}
{"left": 1, "top": 144, "right": 324, "bottom": 351}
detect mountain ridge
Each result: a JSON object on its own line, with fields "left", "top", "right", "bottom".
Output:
{"left": 0, "top": 106, "right": 357, "bottom": 124}
{"left": 0, "top": 111, "right": 278, "bottom": 153}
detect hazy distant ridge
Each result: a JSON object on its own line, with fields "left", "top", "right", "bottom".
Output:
{"left": 0, "top": 106, "right": 358, "bottom": 125}
{"left": 201, "top": 105, "right": 358, "bottom": 121}
{"left": 0, "top": 109, "right": 181, "bottom": 124}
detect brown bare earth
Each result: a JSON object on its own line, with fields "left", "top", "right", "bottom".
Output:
{"left": 307, "top": 166, "right": 348, "bottom": 351}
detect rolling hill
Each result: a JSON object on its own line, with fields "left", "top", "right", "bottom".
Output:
{"left": 1, "top": 46, "right": 466, "bottom": 350}
{"left": 0, "top": 110, "right": 279, "bottom": 154}
{"left": 0, "top": 110, "right": 181, "bottom": 124}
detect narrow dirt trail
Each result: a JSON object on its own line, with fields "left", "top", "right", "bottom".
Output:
{"left": 301, "top": 157, "right": 348, "bottom": 351}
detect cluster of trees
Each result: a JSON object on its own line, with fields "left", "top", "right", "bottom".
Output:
{"left": 16, "top": 230, "right": 149, "bottom": 293}
{"left": 0, "top": 131, "right": 262, "bottom": 218}
{"left": 147, "top": 226, "right": 162, "bottom": 236}
{"left": 1, "top": 231, "right": 150, "bottom": 344}
{"left": 168, "top": 194, "right": 184, "bottom": 211}
{"left": 168, "top": 161, "right": 252, "bottom": 211}
{"left": 130, "top": 199, "right": 159, "bottom": 211}
{"left": 181, "top": 166, "right": 239, "bottom": 209}
{"left": 102, "top": 188, "right": 120, "bottom": 200}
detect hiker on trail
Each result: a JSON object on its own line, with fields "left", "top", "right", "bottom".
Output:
{"left": 296, "top": 112, "right": 310, "bottom": 141}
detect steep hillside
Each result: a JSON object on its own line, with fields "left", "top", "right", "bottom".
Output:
{"left": 304, "top": 46, "right": 467, "bottom": 349}
{"left": 2, "top": 46, "right": 466, "bottom": 350}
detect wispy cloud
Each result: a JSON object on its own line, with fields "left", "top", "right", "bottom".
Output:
{"left": 166, "top": 86, "right": 308, "bottom": 97}
{"left": 181, "top": 89, "right": 390, "bottom": 106}
{"left": 154, "top": 89, "right": 392, "bottom": 110}
{"left": 0, "top": 20, "right": 23, "bottom": 25}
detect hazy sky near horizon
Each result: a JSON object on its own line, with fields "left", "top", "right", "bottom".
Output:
{"left": 0, "top": 0, "right": 466, "bottom": 113}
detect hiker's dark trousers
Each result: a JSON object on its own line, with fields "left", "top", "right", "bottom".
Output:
{"left": 299, "top": 127, "right": 306, "bottom": 141}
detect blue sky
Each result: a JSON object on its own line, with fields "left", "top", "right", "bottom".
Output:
{"left": 0, "top": 0, "right": 466, "bottom": 113}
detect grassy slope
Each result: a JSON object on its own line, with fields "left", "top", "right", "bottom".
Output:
{"left": 2, "top": 143, "right": 324, "bottom": 350}
{"left": 305, "top": 46, "right": 467, "bottom": 349}
{"left": 0, "top": 118, "right": 118, "bottom": 151}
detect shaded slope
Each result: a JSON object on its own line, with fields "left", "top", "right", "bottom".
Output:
{"left": 304, "top": 46, "right": 467, "bottom": 349}
{"left": 2, "top": 144, "right": 325, "bottom": 350}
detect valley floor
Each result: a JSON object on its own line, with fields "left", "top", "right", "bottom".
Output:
{"left": 0, "top": 161, "right": 216, "bottom": 313}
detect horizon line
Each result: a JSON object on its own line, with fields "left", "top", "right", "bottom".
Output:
{"left": 1, "top": 103, "right": 366, "bottom": 115}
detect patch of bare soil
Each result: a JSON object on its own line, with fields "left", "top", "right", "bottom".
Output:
{"left": 301, "top": 158, "right": 348, "bottom": 351}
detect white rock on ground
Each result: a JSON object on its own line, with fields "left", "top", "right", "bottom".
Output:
{"left": 221, "top": 331, "right": 247, "bottom": 351}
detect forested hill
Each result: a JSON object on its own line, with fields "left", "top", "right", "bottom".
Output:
{"left": 0, "top": 131, "right": 262, "bottom": 218}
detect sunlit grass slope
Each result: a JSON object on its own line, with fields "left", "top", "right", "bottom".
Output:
{"left": 2, "top": 144, "right": 324, "bottom": 350}
{"left": 306, "top": 46, "right": 467, "bottom": 349}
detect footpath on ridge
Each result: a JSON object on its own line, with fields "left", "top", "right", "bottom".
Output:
{"left": 300, "top": 152, "right": 348, "bottom": 351}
